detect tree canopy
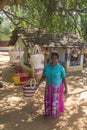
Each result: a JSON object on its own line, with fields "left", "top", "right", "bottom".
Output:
{"left": 0, "top": 0, "right": 87, "bottom": 41}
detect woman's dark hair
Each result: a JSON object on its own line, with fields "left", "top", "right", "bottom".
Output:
{"left": 51, "top": 52, "right": 59, "bottom": 59}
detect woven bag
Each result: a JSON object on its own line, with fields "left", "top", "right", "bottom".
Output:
{"left": 23, "top": 78, "right": 37, "bottom": 99}
{"left": 30, "top": 45, "right": 44, "bottom": 70}
{"left": 9, "top": 46, "right": 24, "bottom": 64}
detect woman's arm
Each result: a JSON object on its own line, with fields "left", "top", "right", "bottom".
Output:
{"left": 62, "top": 77, "right": 67, "bottom": 95}
{"left": 36, "top": 76, "right": 46, "bottom": 87}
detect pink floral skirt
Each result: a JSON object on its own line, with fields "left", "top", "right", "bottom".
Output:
{"left": 44, "top": 82, "right": 64, "bottom": 118}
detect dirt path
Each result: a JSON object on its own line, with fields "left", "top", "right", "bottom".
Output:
{"left": 0, "top": 52, "right": 87, "bottom": 130}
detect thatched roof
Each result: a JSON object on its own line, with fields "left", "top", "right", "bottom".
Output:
{"left": 9, "top": 27, "right": 84, "bottom": 48}
{"left": 34, "top": 33, "right": 84, "bottom": 48}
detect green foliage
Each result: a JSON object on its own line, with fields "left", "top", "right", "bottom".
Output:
{"left": 0, "top": 26, "right": 10, "bottom": 40}
{"left": 81, "top": 14, "right": 87, "bottom": 42}
{"left": 0, "top": 0, "right": 87, "bottom": 40}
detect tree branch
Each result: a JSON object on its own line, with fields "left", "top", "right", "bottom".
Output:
{"left": 2, "top": 9, "right": 38, "bottom": 28}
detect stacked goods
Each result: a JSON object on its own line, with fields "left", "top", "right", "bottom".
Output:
{"left": 23, "top": 78, "right": 36, "bottom": 99}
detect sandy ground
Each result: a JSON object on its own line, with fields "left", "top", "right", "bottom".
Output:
{"left": 0, "top": 52, "right": 87, "bottom": 130}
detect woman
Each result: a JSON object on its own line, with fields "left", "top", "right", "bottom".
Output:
{"left": 37, "top": 52, "right": 67, "bottom": 119}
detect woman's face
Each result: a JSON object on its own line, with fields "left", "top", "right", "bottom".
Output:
{"left": 51, "top": 55, "right": 59, "bottom": 65}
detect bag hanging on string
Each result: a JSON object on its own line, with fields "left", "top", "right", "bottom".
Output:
{"left": 30, "top": 45, "right": 44, "bottom": 70}
{"left": 30, "top": 45, "right": 44, "bottom": 81}
{"left": 9, "top": 45, "right": 24, "bottom": 64}
{"left": 23, "top": 78, "right": 37, "bottom": 99}
{"left": 12, "top": 65, "right": 29, "bottom": 86}
{"left": 34, "top": 69, "right": 43, "bottom": 82}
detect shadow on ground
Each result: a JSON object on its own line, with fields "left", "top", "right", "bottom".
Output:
{"left": 0, "top": 52, "right": 87, "bottom": 130}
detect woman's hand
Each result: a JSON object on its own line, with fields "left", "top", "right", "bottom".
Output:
{"left": 36, "top": 76, "right": 45, "bottom": 89}
{"left": 63, "top": 77, "right": 67, "bottom": 95}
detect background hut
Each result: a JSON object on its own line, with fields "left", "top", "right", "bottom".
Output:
{"left": 9, "top": 27, "right": 85, "bottom": 72}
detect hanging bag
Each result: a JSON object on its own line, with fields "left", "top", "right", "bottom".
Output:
{"left": 30, "top": 45, "right": 44, "bottom": 70}
{"left": 23, "top": 78, "right": 37, "bottom": 99}
{"left": 9, "top": 45, "right": 24, "bottom": 64}
{"left": 30, "top": 45, "right": 44, "bottom": 81}
{"left": 12, "top": 65, "right": 29, "bottom": 86}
